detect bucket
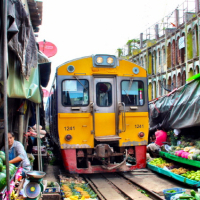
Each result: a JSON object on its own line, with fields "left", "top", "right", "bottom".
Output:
{"left": 163, "top": 188, "right": 186, "bottom": 200}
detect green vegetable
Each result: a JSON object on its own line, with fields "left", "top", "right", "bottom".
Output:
{"left": 190, "top": 190, "right": 196, "bottom": 197}
{"left": 0, "top": 162, "right": 3, "bottom": 172}
{"left": 166, "top": 190, "right": 176, "bottom": 193}
{"left": 178, "top": 196, "right": 194, "bottom": 199}
{"left": 0, "top": 155, "right": 5, "bottom": 165}
{"left": 0, "top": 172, "right": 6, "bottom": 191}
{"left": 138, "top": 189, "right": 147, "bottom": 194}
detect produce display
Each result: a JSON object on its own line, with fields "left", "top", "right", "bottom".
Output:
{"left": 60, "top": 176, "right": 97, "bottom": 200}
{"left": 0, "top": 151, "right": 17, "bottom": 191}
{"left": 167, "top": 136, "right": 200, "bottom": 161}
{"left": 149, "top": 158, "right": 175, "bottom": 169}
{"left": 181, "top": 170, "right": 200, "bottom": 181}
{"left": 149, "top": 157, "right": 200, "bottom": 181}
{"left": 170, "top": 167, "right": 188, "bottom": 175}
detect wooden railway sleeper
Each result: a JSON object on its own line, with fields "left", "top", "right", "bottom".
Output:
{"left": 83, "top": 176, "right": 106, "bottom": 200}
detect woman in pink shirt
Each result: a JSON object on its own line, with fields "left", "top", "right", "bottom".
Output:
{"left": 147, "top": 127, "right": 167, "bottom": 155}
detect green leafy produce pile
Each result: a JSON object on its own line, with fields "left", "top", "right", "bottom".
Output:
{"left": 61, "top": 182, "right": 97, "bottom": 199}
{"left": 166, "top": 190, "right": 176, "bottom": 193}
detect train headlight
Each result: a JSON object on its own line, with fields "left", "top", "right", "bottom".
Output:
{"left": 96, "top": 57, "right": 103, "bottom": 64}
{"left": 138, "top": 132, "right": 145, "bottom": 138}
{"left": 67, "top": 65, "right": 75, "bottom": 73}
{"left": 133, "top": 67, "right": 139, "bottom": 74}
{"left": 65, "top": 134, "right": 72, "bottom": 141}
{"left": 107, "top": 57, "right": 114, "bottom": 64}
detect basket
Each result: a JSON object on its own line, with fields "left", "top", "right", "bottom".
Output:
{"left": 163, "top": 188, "right": 186, "bottom": 200}
{"left": 44, "top": 182, "right": 60, "bottom": 193}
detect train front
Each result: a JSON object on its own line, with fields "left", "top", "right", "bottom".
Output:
{"left": 56, "top": 54, "right": 149, "bottom": 173}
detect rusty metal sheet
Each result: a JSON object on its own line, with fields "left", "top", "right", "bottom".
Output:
{"left": 87, "top": 174, "right": 124, "bottom": 200}
{"left": 103, "top": 173, "right": 149, "bottom": 200}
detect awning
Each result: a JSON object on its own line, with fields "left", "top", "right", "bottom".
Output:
{"left": 7, "top": 50, "right": 41, "bottom": 104}
{"left": 39, "top": 62, "right": 51, "bottom": 87}
{"left": 7, "top": 0, "right": 38, "bottom": 80}
{"left": 38, "top": 51, "right": 51, "bottom": 88}
{"left": 149, "top": 79, "right": 200, "bottom": 131}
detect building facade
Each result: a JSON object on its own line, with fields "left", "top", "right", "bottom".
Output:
{"left": 124, "top": 0, "right": 200, "bottom": 101}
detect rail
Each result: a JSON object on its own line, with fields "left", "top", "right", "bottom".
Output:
{"left": 83, "top": 172, "right": 163, "bottom": 200}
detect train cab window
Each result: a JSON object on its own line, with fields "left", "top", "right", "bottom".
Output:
{"left": 96, "top": 82, "right": 112, "bottom": 107}
{"left": 121, "top": 80, "right": 144, "bottom": 106}
{"left": 62, "top": 80, "right": 89, "bottom": 106}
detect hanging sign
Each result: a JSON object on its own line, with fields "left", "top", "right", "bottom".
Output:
{"left": 38, "top": 41, "right": 57, "bottom": 58}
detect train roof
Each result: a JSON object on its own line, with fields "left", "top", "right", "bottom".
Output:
{"left": 56, "top": 55, "right": 147, "bottom": 77}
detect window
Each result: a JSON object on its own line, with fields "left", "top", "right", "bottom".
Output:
{"left": 62, "top": 79, "right": 89, "bottom": 106}
{"left": 158, "top": 49, "right": 161, "bottom": 65}
{"left": 96, "top": 82, "right": 112, "bottom": 107}
{"left": 121, "top": 80, "right": 144, "bottom": 106}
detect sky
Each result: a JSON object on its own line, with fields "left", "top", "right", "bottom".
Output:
{"left": 37, "top": 0, "right": 186, "bottom": 91}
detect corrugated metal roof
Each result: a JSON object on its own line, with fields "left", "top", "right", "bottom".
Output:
{"left": 27, "top": 0, "right": 43, "bottom": 29}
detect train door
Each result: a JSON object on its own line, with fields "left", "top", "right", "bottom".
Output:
{"left": 93, "top": 77, "right": 117, "bottom": 138}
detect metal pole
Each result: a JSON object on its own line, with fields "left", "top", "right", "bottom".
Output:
{"left": 36, "top": 104, "right": 42, "bottom": 171}
{"left": 2, "top": 0, "right": 10, "bottom": 199}
{"left": 18, "top": 106, "right": 24, "bottom": 143}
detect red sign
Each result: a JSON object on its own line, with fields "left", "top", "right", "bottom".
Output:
{"left": 38, "top": 41, "right": 57, "bottom": 58}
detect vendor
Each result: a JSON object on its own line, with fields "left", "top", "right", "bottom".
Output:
{"left": 32, "top": 124, "right": 46, "bottom": 135}
{"left": 2, "top": 132, "right": 31, "bottom": 176}
{"left": 147, "top": 126, "right": 167, "bottom": 157}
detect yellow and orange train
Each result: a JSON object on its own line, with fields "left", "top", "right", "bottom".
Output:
{"left": 45, "top": 54, "right": 149, "bottom": 173}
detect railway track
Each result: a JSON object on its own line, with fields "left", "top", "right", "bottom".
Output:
{"left": 82, "top": 172, "right": 164, "bottom": 200}
{"left": 58, "top": 167, "right": 192, "bottom": 200}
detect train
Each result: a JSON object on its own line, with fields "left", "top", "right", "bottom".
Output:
{"left": 45, "top": 54, "right": 149, "bottom": 173}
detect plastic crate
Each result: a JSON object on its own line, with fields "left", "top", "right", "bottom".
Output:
{"left": 163, "top": 188, "right": 186, "bottom": 200}
{"left": 44, "top": 182, "right": 60, "bottom": 193}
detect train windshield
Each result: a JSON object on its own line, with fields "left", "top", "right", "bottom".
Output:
{"left": 96, "top": 82, "right": 112, "bottom": 107}
{"left": 62, "top": 79, "right": 89, "bottom": 106}
{"left": 121, "top": 80, "right": 144, "bottom": 106}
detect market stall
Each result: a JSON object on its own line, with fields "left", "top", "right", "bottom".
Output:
{"left": 148, "top": 78, "right": 200, "bottom": 189}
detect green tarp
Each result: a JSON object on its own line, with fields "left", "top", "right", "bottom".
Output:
{"left": 7, "top": 51, "right": 41, "bottom": 103}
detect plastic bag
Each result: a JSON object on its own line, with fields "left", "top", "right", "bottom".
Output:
{"left": 170, "top": 193, "right": 190, "bottom": 200}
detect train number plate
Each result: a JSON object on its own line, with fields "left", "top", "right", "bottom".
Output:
{"left": 135, "top": 124, "right": 144, "bottom": 128}
{"left": 64, "top": 126, "right": 75, "bottom": 131}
